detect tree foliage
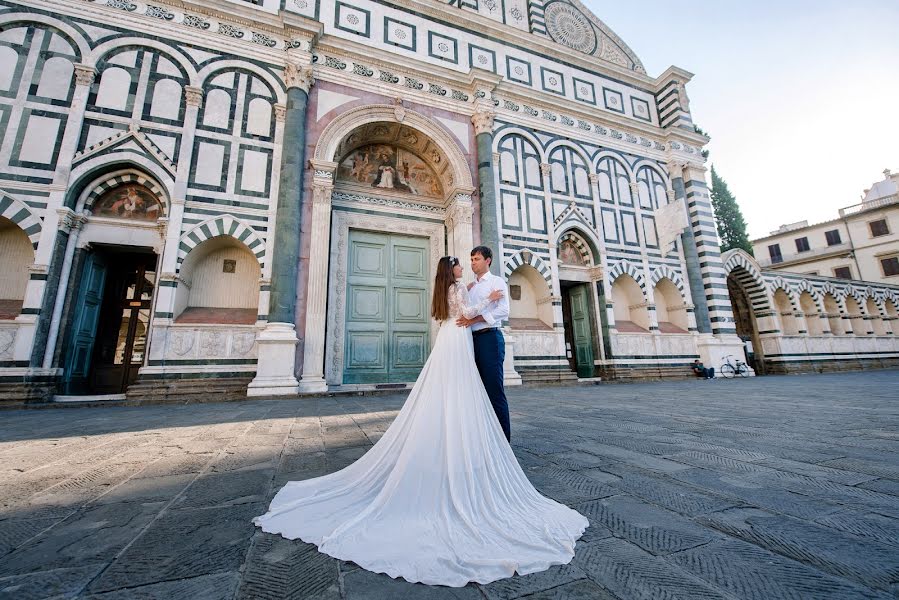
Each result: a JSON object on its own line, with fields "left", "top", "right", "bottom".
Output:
{"left": 710, "top": 165, "right": 753, "bottom": 255}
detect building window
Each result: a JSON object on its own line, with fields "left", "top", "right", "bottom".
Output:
{"left": 795, "top": 237, "right": 810, "bottom": 253}
{"left": 881, "top": 256, "right": 899, "bottom": 277}
{"left": 833, "top": 266, "right": 852, "bottom": 279}
{"left": 825, "top": 229, "right": 841, "bottom": 246}
{"left": 869, "top": 219, "right": 890, "bottom": 237}
{"left": 768, "top": 244, "right": 783, "bottom": 264}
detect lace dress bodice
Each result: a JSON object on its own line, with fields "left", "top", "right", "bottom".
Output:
{"left": 448, "top": 282, "right": 494, "bottom": 320}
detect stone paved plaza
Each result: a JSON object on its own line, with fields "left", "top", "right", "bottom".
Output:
{"left": 1, "top": 371, "right": 898, "bottom": 600}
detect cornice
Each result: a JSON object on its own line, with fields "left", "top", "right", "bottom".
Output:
{"left": 310, "top": 44, "right": 707, "bottom": 165}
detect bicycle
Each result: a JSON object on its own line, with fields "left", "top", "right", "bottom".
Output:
{"left": 719, "top": 354, "right": 749, "bottom": 378}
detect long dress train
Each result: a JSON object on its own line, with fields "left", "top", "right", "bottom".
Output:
{"left": 253, "top": 283, "right": 588, "bottom": 587}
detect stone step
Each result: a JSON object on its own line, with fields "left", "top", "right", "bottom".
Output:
{"left": 519, "top": 368, "right": 580, "bottom": 386}
{"left": 125, "top": 377, "right": 252, "bottom": 405}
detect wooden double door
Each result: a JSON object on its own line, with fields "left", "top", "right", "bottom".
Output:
{"left": 561, "top": 282, "right": 596, "bottom": 378}
{"left": 342, "top": 230, "right": 430, "bottom": 384}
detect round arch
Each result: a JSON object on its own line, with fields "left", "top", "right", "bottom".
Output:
{"left": 607, "top": 260, "right": 647, "bottom": 295}
{"left": 313, "top": 104, "right": 473, "bottom": 190}
{"left": 545, "top": 139, "right": 593, "bottom": 168}
{"left": 555, "top": 225, "right": 600, "bottom": 266}
{"left": 177, "top": 215, "right": 265, "bottom": 271}
{"left": 0, "top": 14, "right": 90, "bottom": 59}
{"left": 492, "top": 126, "right": 547, "bottom": 161}
{"left": 69, "top": 162, "right": 173, "bottom": 213}
{"left": 86, "top": 37, "right": 197, "bottom": 83}
{"left": 0, "top": 192, "right": 42, "bottom": 248}
{"left": 592, "top": 150, "right": 636, "bottom": 179}
{"left": 197, "top": 60, "right": 286, "bottom": 102}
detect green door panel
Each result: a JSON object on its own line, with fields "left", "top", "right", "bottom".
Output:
{"left": 343, "top": 230, "right": 430, "bottom": 384}
{"left": 569, "top": 284, "right": 596, "bottom": 379}
{"left": 63, "top": 253, "right": 107, "bottom": 393}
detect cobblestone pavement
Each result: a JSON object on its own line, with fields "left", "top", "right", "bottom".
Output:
{"left": 2, "top": 371, "right": 898, "bottom": 600}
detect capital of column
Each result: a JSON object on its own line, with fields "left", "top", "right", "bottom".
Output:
{"left": 629, "top": 182, "right": 640, "bottom": 194}
{"left": 310, "top": 159, "right": 337, "bottom": 182}
{"left": 185, "top": 86, "right": 203, "bottom": 106}
{"left": 284, "top": 62, "right": 314, "bottom": 93}
{"left": 588, "top": 173, "right": 599, "bottom": 184}
{"left": 74, "top": 64, "right": 96, "bottom": 86}
{"left": 667, "top": 160, "right": 687, "bottom": 179}
{"left": 588, "top": 266, "right": 604, "bottom": 282}
{"left": 471, "top": 111, "right": 495, "bottom": 136}
{"left": 56, "top": 208, "right": 86, "bottom": 233}
{"left": 445, "top": 201, "right": 473, "bottom": 229}
{"left": 540, "top": 163, "right": 552, "bottom": 177}
{"left": 274, "top": 103, "right": 287, "bottom": 122}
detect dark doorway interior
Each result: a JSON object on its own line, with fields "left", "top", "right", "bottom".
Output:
{"left": 90, "top": 249, "right": 157, "bottom": 394}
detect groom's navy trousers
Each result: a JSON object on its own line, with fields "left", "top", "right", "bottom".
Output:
{"left": 472, "top": 327, "right": 511, "bottom": 442}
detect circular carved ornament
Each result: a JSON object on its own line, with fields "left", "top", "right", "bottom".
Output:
{"left": 544, "top": 2, "right": 597, "bottom": 54}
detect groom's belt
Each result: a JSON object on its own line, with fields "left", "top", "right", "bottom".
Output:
{"left": 471, "top": 327, "right": 500, "bottom": 336}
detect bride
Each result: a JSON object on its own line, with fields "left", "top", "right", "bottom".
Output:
{"left": 253, "top": 256, "right": 588, "bottom": 587}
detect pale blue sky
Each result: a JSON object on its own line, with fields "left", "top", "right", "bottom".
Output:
{"left": 582, "top": 0, "right": 899, "bottom": 238}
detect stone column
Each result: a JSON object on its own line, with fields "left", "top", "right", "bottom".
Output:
{"left": 472, "top": 110, "right": 500, "bottom": 274}
{"left": 54, "top": 64, "right": 95, "bottom": 186}
{"left": 247, "top": 63, "right": 314, "bottom": 397}
{"left": 297, "top": 163, "right": 336, "bottom": 394}
{"left": 39, "top": 209, "right": 86, "bottom": 368}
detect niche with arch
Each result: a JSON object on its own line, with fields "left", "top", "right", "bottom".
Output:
{"left": 653, "top": 278, "right": 688, "bottom": 333}
{"left": 844, "top": 296, "right": 869, "bottom": 335}
{"left": 507, "top": 265, "right": 553, "bottom": 330}
{"left": 885, "top": 299, "right": 898, "bottom": 335}
{"left": 611, "top": 274, "right": 649, "bottom": 332}
{"left": 866, "top": 298, "right": 889, "bottom": 335}
{"left": 773, "top": 289, "right": 799, "bottom": 335}
{"left": 174, "top": 237, "right": 260, "bottom": 324}
{"left": 0, "top": 218, "right": 33, "bottom": 319}
{"left": 823, "top": 293, "right": 844, "bottom": 335}
{"left": 799, "top": 291, "right": 824, "bottom": 335}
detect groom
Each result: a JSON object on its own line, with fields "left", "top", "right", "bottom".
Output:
{"left": 456, "top": 246, "right": 512, "bottom": 442}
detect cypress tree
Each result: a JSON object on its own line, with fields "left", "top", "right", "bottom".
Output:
{"left": 710, "top": 165, "right": 753, "bottom": 255}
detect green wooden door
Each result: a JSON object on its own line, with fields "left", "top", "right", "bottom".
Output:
{"left": 63, "top": 253, "right": 107, "bottom": 393}
{"left": 569, "top": 284, "right": 596, "bottom": 378}
{"left": 343, "top": 230, "right": 430, "bottom": 384}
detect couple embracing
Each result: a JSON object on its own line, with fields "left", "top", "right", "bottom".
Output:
{"left": 254, "top": 246, "right": 587, "bottom": 587}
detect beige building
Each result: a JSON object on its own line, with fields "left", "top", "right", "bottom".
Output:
{"left": 753, "top": 169, "right": 899, "bottom": 284}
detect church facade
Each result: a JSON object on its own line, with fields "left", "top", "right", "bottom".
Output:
{"left": 1, "top": 0, "right": 896, "bottom": 403}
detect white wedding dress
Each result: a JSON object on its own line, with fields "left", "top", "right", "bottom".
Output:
{"left": 253, "top": 283, "right": 588, "bottom": 587}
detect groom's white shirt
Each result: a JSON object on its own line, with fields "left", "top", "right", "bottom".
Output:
{"left": 468, "top": 270, "right": 510, "bottom": 332}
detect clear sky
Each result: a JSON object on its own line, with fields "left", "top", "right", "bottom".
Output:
{"left": 581, "top": 0, "right": 899, "bottom": 239}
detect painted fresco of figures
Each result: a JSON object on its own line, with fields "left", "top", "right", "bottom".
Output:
{"left": 337, "top": 143, "right": 443, "bottom": 199}
{"left": 92, "top": 184, "right": 162, "bottom": 221}
{"left": 559, "top": 240, "right": 585, "bottom": 266}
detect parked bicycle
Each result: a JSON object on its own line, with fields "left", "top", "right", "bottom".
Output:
{"left": 719, "top": 354, "right": 749, "bottom": 378}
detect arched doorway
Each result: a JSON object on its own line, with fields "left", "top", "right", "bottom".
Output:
{"left": 726, "top": 272, "right": 765, "bottom": 374}
{"left": 556, "top": 230, "right": 601, "bottom": 378}
{"left": 60, "top": 175, "right": 167, "bottom": 394}
{"left": 311, "top": 113, "right": 467, "bottom": 388}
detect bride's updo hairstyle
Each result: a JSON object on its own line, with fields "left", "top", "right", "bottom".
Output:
{"left": 431, "top": 256, "right": 459, "bottom": 321}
